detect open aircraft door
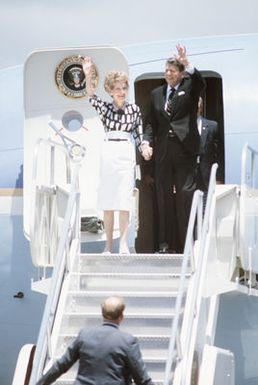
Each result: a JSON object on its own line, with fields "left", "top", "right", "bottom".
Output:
{"left": 23, "top": 47, "right": 130, "bottom": 251}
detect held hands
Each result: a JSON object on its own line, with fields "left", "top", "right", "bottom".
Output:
{"left": 141, "top": 143, "right": 153, "bottom": 161}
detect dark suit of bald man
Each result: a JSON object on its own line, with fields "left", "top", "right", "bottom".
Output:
{"left": 36, "top": 321, "right": 153, "bottom": 385}
{"left": 146, "top": 67, "right": 205, "bottom": 252}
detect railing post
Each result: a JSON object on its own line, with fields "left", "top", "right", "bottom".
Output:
{"left": 176, "top": 330, "right": 183, "bottom": 361}
{"left": 46, "top": 321, "right": 52, "bottom": 359}
{"left": 251, "top": 151, "right": 256, "bottom": 188}
{"left": 50, "top": 145, "right": 55, "bottom": 186}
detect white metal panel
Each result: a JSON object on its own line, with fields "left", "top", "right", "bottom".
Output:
{"left": 199, "top": 345, "right": 234, "bottom": 385}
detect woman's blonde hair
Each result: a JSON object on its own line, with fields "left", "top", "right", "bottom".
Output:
{"left": 104, "top": 71, "right": 129, "bottom": 94}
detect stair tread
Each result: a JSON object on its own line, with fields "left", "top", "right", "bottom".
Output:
{"left": 48, "top": 251, "right": 186, "bottom": 385}
{"left": 55, "top": 379, "right": 165, "bottom": 382}
{"left": 67, "top": 290, "right": 181, "bottom": 296}
{"left": 71, "top": 271, "right": 187, "bottom": 278}
{"left": 55, "top": 353, "right": 168, "bottom": 360}
{"left": 80, "top": 253, "right": 184, "bottom": 257}
{"left": 58, "top": 333, "right": 171, "bottom": 339}
{"left": 62, "top": 311, "right": 178, "bottom": 317}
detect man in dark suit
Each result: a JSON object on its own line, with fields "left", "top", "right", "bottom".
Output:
{"left": 36, "top": 296, "right": 153, "bottom": 385}
{"left": 145, "top": 45, "right": 205, "bottom": 253}
{"left": 197, "top": 97, "right": 219, "bottom": 197}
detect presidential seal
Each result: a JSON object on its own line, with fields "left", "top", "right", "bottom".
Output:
{"left": 55, "top": 55, "right": 98, "bottom": 98}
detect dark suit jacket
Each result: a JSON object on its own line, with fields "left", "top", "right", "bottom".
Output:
{"left": 199, "top": 117, "right": 218, "bottom": 189}
{"left": 36, "top": 322, "right": 153, "bottom": 385}
{"left": 145, "top": 68, "right": 205, "bottom": 165}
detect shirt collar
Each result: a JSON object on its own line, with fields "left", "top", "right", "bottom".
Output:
{"left": 102, "top": 321, "right": 119, "bottom": 329}
{"left": 197, "top": 116, "right": 202, "bottom": 135}
{"left": 166, "top": 84, "right": 179, "bottom": 99}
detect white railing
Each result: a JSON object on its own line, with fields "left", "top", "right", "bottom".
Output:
{"left": 27, "top": 124, "right": 85, "bottom": 383}
{"left": 30, "top": 138, "right": 73, "bottom": 267}
{"left": 28, "top": 162, "right": 81, "bottom": 385}
{"left": 12, "top": 344, "right": 35, "bottom": 385}
{"left": 29, "top": 121, "right": 85, "bottom": 267}
{"left": 164, "top": 163, "right": 218, "bottom": 385}
{"left": 239, "top": 143, "right": 258, "bottom": 276}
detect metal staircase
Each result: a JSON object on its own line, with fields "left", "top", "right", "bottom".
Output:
{"left": 24, "top": 128, "right": 206, "bottom": 385}
{"left": 26, "top": 130, "right": 206, "bottom": 385}
{"left": 15, "top": 141, "right": 258, "bottom": 385}
{"left": 25, "top": 130, "right": 230, "bottom": 385}
{"left": 50, "top": 252, "right": 191, "bottom": 384}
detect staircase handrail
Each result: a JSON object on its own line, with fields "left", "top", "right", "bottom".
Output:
{"left": 163, "top": 189, "right": 203, "bottom": 385}
{"left": 32, "top": 137, "right": 72, "bottom": 186}
{"left": 29, "top": 137, "right": 74, "bottom": 266}
{"left": 12, "top": 344, "right": 36, "bottom": 385}
{"left": 28, "top": 126, "right": 85, "bottom": 383}
{"left": 180, "top": 163, "right": 218, "bottom": 385}
{"left": 29, "top": 121, "right": 85, "bottom": 267}
{"left": 28, "top": 160, "right": 81, "bottom": 385}
{"left": 163, "top": 163, "right": 218, "bottom": 385}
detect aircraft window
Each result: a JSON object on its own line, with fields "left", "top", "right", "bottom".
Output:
{"left": 62, "top": 110, "right": 84, "bottom": 132}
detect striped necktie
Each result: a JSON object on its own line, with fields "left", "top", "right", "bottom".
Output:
{"left": 166, "top": 87, "right": 176, "bottom": 116}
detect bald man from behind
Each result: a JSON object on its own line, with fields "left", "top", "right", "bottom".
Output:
{"left": 36, "top": 296, "right": 154, "bottom": 385}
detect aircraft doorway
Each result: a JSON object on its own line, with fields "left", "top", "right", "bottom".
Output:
{"left": 134, "top": 72, "right": 225, "bottom": 253}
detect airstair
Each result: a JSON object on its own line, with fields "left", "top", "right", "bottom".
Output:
{"left": 13, "top": 138, "right": 258, "bottom": 385}
{"left": 21, "top": 133, "right": 203, "bottom": 385}
{"left": 50, "top": 251, "right": 191, "bottom": 385}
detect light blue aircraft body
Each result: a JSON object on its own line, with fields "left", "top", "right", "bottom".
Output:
{"left": 1, "top": 1, "right": 258, "bottom": 383}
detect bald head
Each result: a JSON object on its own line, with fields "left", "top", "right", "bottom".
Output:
{"left": 101, "top": 296, "right": 125, "bottom": 323}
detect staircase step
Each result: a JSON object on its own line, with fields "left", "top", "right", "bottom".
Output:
{"left": 55, "top": 352, "right": 168, "bottom": 363}
{"left": 68, "top": 272, "right": 189, "bottom": 292}
{"left": 64, "top": 292, "right": 184, "bottom": 314}
{"left": 59, "top": 313, "right": 180, "bottom": 335}
{"left": 49, "top": 251, "right": 188, "bottom": 385}
{"left": 55, "top": 377, "right": 164, "bottom": 385}
{"left": 56, "top": 379, "right": 164, "bottom": 385}
{"left": 56, "top": 334, "right": 172, "bottom": 358}
{"left": 74, "top": 253, "right": 187, "bottom": 274}
{"left": 55, "top": 360, "right": 166, "bottom": 383}
{"left": 62, "top": 312, "right": 179, "bottom": 318}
